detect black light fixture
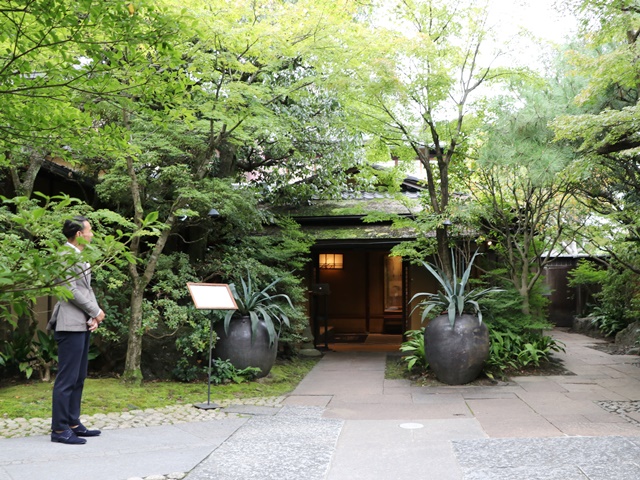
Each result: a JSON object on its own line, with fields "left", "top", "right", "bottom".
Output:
{"left": 208, "top": 208, "right": 220, "bottom": 219}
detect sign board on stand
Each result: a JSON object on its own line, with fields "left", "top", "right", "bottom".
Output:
{"left": 186, "top": 283, "right": 238, "bottom": 409}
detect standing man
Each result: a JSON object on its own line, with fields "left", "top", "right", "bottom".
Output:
{"left": 47, "top": 216, "right": 105, "bottom": 445}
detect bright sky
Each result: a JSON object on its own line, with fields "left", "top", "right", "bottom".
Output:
{"left": 489, "top": 0, "right": 577, "bottom": 43}
{"left": 486, "top": 0, "right": 578, "bottom": 69}
{"left": 373, "top": 0, "right": 579, "bottom": 71}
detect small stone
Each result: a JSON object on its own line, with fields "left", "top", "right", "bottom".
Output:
{"left": 144, "top": 475, "right": 166, "bottom": 480}
{"left": 167, "top": 473, "right": 186, "bottom": 479}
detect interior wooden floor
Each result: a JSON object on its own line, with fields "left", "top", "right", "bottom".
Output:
{"left": 324, "top": 334, "right": 403, "bottom": 352}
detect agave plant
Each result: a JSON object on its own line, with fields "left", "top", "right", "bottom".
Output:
{"left": 410, "top": 249, "right": 502, "bottom": 326}
{"left": 223, "top": 272, "right": 293, "bottom": 345}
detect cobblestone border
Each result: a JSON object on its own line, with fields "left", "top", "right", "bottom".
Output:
{"left": 596, "top": 400, "right": 640, "bottom": 427}
{"left": 0, "top": 395, "right": 285, "bottom": 439}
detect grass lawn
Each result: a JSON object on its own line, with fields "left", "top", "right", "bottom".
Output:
{"left": 0, "top": 357, "right": 319, "bottom": 420}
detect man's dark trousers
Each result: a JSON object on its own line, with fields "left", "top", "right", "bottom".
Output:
{"left": 51, "top": 331, "right": 90, "bottom": 431}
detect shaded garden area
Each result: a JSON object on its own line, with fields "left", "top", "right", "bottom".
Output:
{"left": 1, "top": 1, "right": 639, "bottom": 400}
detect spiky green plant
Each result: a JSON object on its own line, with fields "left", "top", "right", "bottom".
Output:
{"left": 410, "top": 250, "right": 502, "bottom": 326}
{"left": 223, "top": 272, "right": 293, "bottom": 345}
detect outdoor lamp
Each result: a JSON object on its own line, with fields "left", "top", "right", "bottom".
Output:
{"left": 319, "top": 253, "right": 343, "bottom": 269}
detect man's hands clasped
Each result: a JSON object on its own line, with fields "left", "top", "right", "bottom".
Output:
{"left": 88, "top": 310, "right": 106, "bottom": 332}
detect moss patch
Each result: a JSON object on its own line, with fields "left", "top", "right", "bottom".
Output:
{"left": 0, "top": 357, "right": 320, "bottom": 419}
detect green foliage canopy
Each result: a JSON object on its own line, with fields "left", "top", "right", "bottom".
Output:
{"left": 0, "top": 0, "right": 179, "bottom": 163}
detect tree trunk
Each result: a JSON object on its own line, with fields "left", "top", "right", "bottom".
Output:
{"left": 520, "top": 287, "right": 531, "bottom": 316}
{"left": 121, "top": 152, "right": 145, "bottom": 384}
{"left": 519, "top": 262, "right": 531, "bottom": 316}
{"left": 121, "top": 144, "right": 209, "bottom": 382}
{"left": 436, "top": 227, "right": 453, "bottom": 280}
{"left": 9, "top": 153, "right": 43, "bottom": 198}
{"left": 122, "top": 281, "right": 144, "bottom": 385}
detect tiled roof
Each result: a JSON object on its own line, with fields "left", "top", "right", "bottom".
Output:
{"left": 302, "top": 223, "right": 419, "bottom": 241}
{"left": 284, "top": 191, "right": 423, "bottom": 218}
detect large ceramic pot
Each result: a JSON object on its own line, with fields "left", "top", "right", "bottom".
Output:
{"left": 213, "top": 315, "right": 277, "bottom": 378}
{"left": 424, "top": 313, "right": 490, "bottom": 385}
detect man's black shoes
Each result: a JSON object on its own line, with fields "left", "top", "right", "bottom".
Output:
{"left": 51, "top": 423, "right": 100, "bottom": 444}
{"left": 51, "top": 429, "right": 86, "bottom": 445}
{"left": 71, "top": 423, "right": 101, "bottom": 437}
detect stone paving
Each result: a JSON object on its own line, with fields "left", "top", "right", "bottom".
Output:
{"left": 1, "top": 330, "right": 639, "bottom": 480}
{"left": 287, "top": 330, "right": 640, "bottom": 480}
{"left": 22, "top": 395, "right": 640, "bottom": 480}
{"left": 0, "top": 397, "right": 285, "bottom": 480}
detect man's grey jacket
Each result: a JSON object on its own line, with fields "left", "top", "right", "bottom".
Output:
{"left": 47, "top": 250, "right": 101, "bottom": 332}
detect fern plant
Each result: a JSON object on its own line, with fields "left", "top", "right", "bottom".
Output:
{"left": 400, "top": 329, "right": 428, "bottom": 372}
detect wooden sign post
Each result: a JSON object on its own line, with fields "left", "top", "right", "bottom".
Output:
{"left": 187, "top": 283, "right": 238, "bottom": 410}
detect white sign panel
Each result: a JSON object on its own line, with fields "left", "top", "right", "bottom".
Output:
{"left": 187, "top": 283, "right": 238, "bottom": 310}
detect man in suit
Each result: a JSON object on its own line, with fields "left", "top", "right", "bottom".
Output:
{"left": 48, "top": 216, "right": 105, "bottom": 445}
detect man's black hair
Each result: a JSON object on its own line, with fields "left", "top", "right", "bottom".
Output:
{"left": 62, "top": 216, "right": 88, "bottom": 240}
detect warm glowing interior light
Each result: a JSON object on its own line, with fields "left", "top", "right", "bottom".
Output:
{"left": 319, "top": 253, "right": 343, "bottom": 269}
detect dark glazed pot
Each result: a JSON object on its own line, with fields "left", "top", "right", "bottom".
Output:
{"left": 213, "top": 316, "right": 277, "bottom": 378}
{"left": 424, "top": 313, "right": 489, "bottom": 385}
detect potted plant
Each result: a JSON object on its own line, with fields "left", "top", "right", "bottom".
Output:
{"left": 410, "top": 250, "right": 501, "bottom": 385}
{"left": 213, "top": 272, "right": 293, "bottom": 377}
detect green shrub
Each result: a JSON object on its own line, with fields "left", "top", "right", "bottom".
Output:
{"left": 205, "top": 215, "right": 314, "bottom": 355}
{"left": 568, "top": 258, "right": 640, "bottom": 337}
{"left": 399, "top": 329, "right": 428, "bottom": 372}
{"left": 485, "top": 329, "right": 565, "bottom": 379}
{"left": 588, "top": 307, "right": 630, "bottom": 337}
{"left": 172, "top": 358, "right": 261, "bottom": 384}
{"left": 479, "top": 279, "right": 551, "bottom": 333}
{"left": 0, "top": 329, "right": 61, "bottom": 381}
{"left": 567, "top": 259, "right": 607, "bottom": 286}
{"left": 172, "top": 358, "right": 205, "bottom": 383}
{"left": 0, "top": 332, "right": 34, "bottom": 379}
{"left": 92, "top": 252, "right": 212, "bottom": 373}
{"left": 475, "top": 280, "right": 564, "bottom": 377}
{"left": 210, "top": 359, "right": 261, "bottom": 385}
